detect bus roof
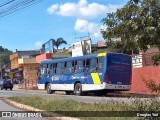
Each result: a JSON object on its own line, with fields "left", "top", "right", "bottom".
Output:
{"left": 40, "top": 52, "right": 130, "bottom": 64}
{"left": 41, "top": 53, "right": 98, "bottom": 64}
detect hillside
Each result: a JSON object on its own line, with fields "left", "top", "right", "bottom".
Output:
{"left": 0, "top": 46, "right": 12, "bottom": 65}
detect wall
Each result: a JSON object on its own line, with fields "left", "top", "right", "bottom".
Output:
{"left": 22, "top": 64, "right": 39, "bottom": 89}
{"left": 10, "top": 57, "right": 18, "bottom": 69}
{"left": 129, "top": 66, "right": 160, "bottom": 94}
{"left": 36, "top": 53, "right": 52, "bottom": 63}
{"left": 23, "top": 64, "right": 39, "bottom": 80}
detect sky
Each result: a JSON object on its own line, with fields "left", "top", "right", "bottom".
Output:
{"left": 0, "top": 0, "right": 129, "bottom": 52}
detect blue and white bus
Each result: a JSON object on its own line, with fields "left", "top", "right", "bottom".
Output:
{"left": 37, "top": 52, "right": 132, "bottom": 95}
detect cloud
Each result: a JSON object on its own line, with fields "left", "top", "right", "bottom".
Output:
{"left": 47, "top": 0, "right": 123, "bottom": 19}
{"left": 74, "top": 19, "right": 101, "bottom": 37}
{"left": 47, "top": 4, "right": 59, "bottom": 14}
{"left": 35, "top": 41, "right": 43, "bottom": 48}
{"left": 100, "top": 25, "right": 108, "bottom": 31}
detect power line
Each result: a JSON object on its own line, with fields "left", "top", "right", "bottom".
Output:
{"left": 0, "top": 0, "right": 42, "bottom": 17}
{"left": 0, "top": 0, "right": 15, "bottom": 8}
{"left": 0, "top": 0, "right": 47, "bottom": 19}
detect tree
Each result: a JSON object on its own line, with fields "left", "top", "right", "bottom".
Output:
{"left": 0, "top": 46, "right": 12, "bottom": 65}
{"left": 50, "top": 38, "right": 67, "bottom": 50}
{"left": 0, "top": 53, "right": 11, "bottom": 65}
{"left": 101, "top": 0, "right": 160, "bottom": 54}
{"left": 41, "top": 44, "right": 45, "bottom": 53}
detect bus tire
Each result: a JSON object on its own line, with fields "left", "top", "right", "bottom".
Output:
{"left": 65, "top": 91, "right": 73, "bottom": 95}
{"left": 74, "top": 83, "right": 82, "bottom": 96}
{"left": 46, "top": 83, "right": 54, "bottom": 94}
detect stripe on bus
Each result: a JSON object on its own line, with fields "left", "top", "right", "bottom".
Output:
{"left": 91, "top": 73, "right": 101, "bottom": 84}
{"left": 97, "top": 53, "right": 106, "bottom": 57}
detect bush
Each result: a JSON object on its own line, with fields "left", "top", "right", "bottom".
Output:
{"left": 8, "top": 96, "right": 160, "bottom": 120}
{"left": 142, "top": 77, "right": 160, "bottom": 93}
{"left": 152, "top": 54, "right": 160, "bottom": 66}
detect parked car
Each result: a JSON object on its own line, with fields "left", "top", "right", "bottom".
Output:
{"left": 0, "top": 79, "right": 13, "bottom": 90}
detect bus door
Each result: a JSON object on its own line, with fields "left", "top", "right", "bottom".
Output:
{"left": 86, "top": 58, "right": 103, "bottom": 85}
{"left": 48, "top": 63, "right": 57, "bottom": 85}
{"left": 53, "top": 62, "right": 63, "bottom": 90}
{"left": 74, "top": 60, "right": 87, "bottom": 84}
{"left": 38, "top": 64, "right": 48, "bottom": 84}
{"left": 62, "top": 61, "right": 74, "bottom": 90}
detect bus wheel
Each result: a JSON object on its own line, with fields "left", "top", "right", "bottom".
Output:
{"left": 46, "top": 83, "right": 54, "bottom": 94}
{"left": 74, "top": 83, "right": 82, "bottom": 96}
{"left": 65, "top": 91, "right": 73, "bottom": 95}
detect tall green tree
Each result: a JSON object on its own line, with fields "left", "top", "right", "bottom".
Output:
{"left": 0, "top": 46, "right": 12, "bottom": 65}
{"left": 0, "top": 53, "right": 11, "bottom": 65}
{"left": 101, "top": 0, "right": 160, "bottom": 54}
{"left": 51, "top": 38, "right": 67, "bottom": 50}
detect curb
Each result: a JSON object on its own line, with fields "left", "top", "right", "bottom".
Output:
{"left": 2, "top": 98, "right": 80, "bottom": 120}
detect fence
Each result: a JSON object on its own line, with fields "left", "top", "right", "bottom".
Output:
{"left": 132, "top": 52, "right": 160, "bottom": 68}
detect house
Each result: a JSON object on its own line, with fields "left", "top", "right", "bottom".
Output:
{"left": 10, "top": 50, "right": 40, "bottom": 87}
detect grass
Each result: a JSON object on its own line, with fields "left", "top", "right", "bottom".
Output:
{"left": 8, "top": 96, "right": 160, "bottom": 120}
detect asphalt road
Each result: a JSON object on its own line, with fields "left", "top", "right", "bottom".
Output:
{"left": 0, "top": 88, "right": 158, "bottom": 120}
{"left": 0, "top": 88, "right": 158, "bottom": 104}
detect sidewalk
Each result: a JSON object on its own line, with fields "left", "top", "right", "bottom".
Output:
{"left": 13, "top": 84, "right": 65, "bottom": 94}
{"left": 13, "top": 84, "right": 46, "bottom": 93}
{"left": 13, "top": 84, "right": 160, "bottom": 98}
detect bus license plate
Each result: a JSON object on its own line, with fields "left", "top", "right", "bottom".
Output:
{"left": 118, "top": 86, "right": 122, "bottom": 88}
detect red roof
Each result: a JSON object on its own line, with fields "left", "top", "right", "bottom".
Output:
{"left": 98, "top": 40, "right": 106, "bottom": 47}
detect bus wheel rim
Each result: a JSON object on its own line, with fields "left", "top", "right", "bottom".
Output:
{"left": 47, "top": 85, "right": 51, "bottom": 92}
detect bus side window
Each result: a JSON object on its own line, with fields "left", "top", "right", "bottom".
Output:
{"left": 47, "top": 64, "right": 52, "bottom": 75}
{"left": 48, "top": 63, "right": 55, "bottom": 75}
{"left": 61, "top": 62, "right": 65, "bottom": 73}
{"left": 74, "top": 61, "right": 77, "bottom": 73}
{"left": 76, "top": 60, "right": 84, "bottom": 73}
{"left": 98, "top": 57, "right": 104, "bottom": 72}
{"left": 64, "top": 61, "right": 73, "bottom": 74}
{"left": 40, "top": 64, "right": 47, "bottom": 76}
{"left": 88, "top": 58, "right": 97, "bottom": 72}
{"left": 86, "top": 59, "right": 91, "bottom": 72}
{"left": 56, "top": 63, "right": 61, "bottom": 74}
{"left": 53, "top": 63, "right": 57, "bottom": 74}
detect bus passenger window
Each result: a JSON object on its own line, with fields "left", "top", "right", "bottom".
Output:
{"left": 74, "top": 61, "right": 77, "bottom": 73}
{"left": 53, "top": 63, "right": 57, "bottom": 74}
{"left": 47, "top": 64, "right": 53, "bottom": 74}
{"left": 40, "top": 64, "right": 47, "bottom": 76}
{"left": 48, "top": 63, "right": 55, "bottom": 75}
{"left": 88, "top": 58, "right": 97, "bottom": 72}
{"left": 61, "top": 62, "right": 65, "bottom": 73}
{"left": 64, "top": 61, "right": 73, "bottom": 74}
{"left": 98, "top": 57, "right": 104, "bottom": 72}
{"left": 56, "top": 63, "right": 61, "bottom": 74}
{"left": 75, "top": 60, "right": 84, "bottom": 73}
{"left": 86, "top": 59, "right": 91, "bottom": 71}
